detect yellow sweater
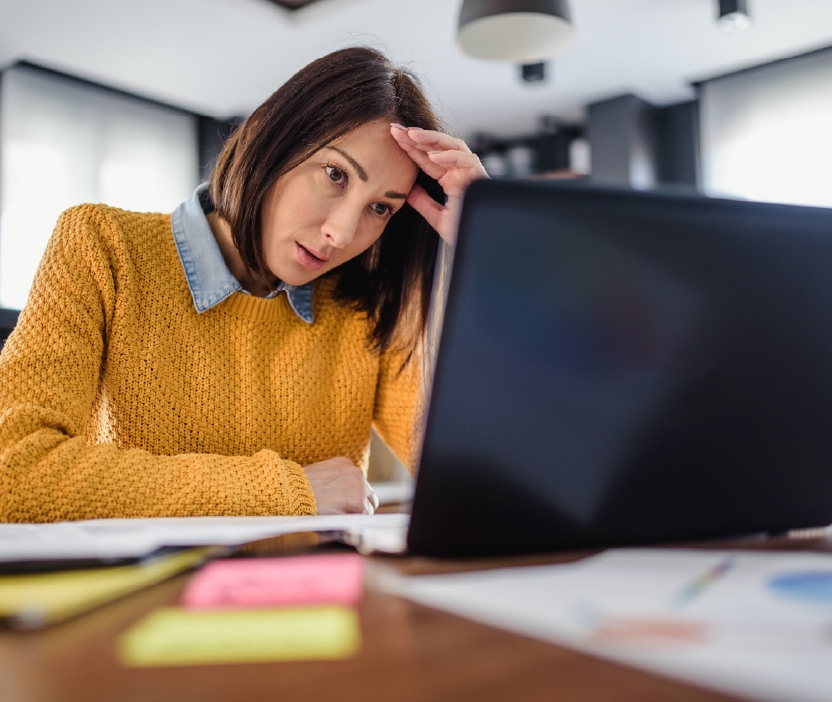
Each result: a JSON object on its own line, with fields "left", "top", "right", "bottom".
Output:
{"left": 0, "top": 204, "right": 424, "bottom": 522}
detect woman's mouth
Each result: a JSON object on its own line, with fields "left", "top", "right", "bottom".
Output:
{"left": 295, "top": 243, "right": 328, "bottom": 271}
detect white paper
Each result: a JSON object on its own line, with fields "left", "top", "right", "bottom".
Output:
{"left": 386, "top": 548, "right": 832, "bottom": 702}
{"left": 0, "top": 512, "right": 409, "bottom": 564}
{"left": 372, "top": 480, "right": 413, "bottom": 507}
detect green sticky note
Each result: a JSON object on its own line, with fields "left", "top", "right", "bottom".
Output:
{"left": 118, "top": 605, "right": 360, "bottom": 666}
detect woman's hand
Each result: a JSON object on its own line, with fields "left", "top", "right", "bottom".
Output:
{"left": 303, "top": 457, "right": 379, "bottom": 514}
{"left": 391, "top": 124, "right": 489, "bottom": 246}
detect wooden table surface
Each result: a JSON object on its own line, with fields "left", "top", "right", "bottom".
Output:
{"left": 1, "top": 530, "right": 829, "bottom": 702}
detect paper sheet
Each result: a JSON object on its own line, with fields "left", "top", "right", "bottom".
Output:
{"left": 387, "top": 548, "right": 832, "bottom": 702}
{"left": 0, "top": 512, "right": 409, "bottom": 565}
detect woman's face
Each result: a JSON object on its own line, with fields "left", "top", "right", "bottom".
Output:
{"left": 260, "top": 119, "right": 419, "bottom": 287}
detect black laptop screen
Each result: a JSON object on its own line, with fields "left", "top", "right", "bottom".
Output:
{"left": 408, "top": 179, "right": 832, "bottom": 557}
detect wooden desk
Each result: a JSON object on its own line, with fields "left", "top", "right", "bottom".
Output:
{"left": 0, "top": 532, "right": 829, "bottom": 702}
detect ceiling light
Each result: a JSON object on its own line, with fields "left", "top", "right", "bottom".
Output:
{"left": 520, "top": 62, "right": 547, "bottom": 83}
{"left": 457, "top": 0, "right": 575, "bottom": 63}
{"left": 717, "top": 0, "right": 751, "bottom": 33}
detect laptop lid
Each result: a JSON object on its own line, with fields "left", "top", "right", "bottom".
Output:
{"left": 407, "top": 179, "right": 832, "bottom": 558}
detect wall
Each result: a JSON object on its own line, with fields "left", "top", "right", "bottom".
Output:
{"left": 586, "top": 94, "right": 699, "bottom": 191}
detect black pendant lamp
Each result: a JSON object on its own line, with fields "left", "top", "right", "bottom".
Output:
{"left": 457, "top": 0, "right": 575, "bottom": 63}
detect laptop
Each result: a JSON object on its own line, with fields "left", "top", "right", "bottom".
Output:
{"left": 407, "top": 178, "right": 832, "bottom": 558}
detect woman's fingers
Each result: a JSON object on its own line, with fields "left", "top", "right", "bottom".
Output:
{"left": 391, "top": 125, "right": 447, "bottom": 179}
{"left": 304, "top": 457, "right": 376, "bottom": 514}
{"left": 392, "top": 126, "right": 483, "bottom": 179}
{"left": 391, "top": 124, "right": 489, "bottom": 245}
{"left": 427, "top": 149, "right": 487, "bottom": 190}
{"left": 391, "top": 124, "right": 471, "bottom": 153}
{"left": 407, "top": 184, "right": 446, "bottom": 232}
{"left": 391, "top": 125, "right": 487, "bottom": 185}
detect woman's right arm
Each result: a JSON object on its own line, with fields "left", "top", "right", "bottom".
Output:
{"left": 0, "top": 206, "right": 317, "bottom": 523}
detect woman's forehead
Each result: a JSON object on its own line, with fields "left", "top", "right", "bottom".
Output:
{"left": 325, "top": 121, "right": 417, "bottom": 185}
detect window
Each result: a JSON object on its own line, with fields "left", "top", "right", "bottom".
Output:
{"left": 0, "top": 64, "right": 199, "bottom": 310}
{"left": 699, "top": 48, "right": 832, "bottom": 209}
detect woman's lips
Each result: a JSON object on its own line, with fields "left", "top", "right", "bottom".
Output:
{"left": 295, "top": 243, "right": 328, "bottom": 271}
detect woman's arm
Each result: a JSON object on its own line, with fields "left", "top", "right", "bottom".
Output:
{"left": 372, "top": 344, "right": 427, "bottom": 476}
{"left": 0, "top": 206, "right": 318, "bottom": 523}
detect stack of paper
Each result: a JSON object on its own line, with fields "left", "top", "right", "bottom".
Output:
{"left": 0, "top": 512, "right": 410, "bottom": 568}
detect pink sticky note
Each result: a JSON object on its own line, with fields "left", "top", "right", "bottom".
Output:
{"left": 180, "top": 554, "right": 364, "bottom": 609}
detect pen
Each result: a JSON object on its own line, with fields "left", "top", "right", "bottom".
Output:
{"left": 675, "top": 555, "right": 735, "bottom": 605}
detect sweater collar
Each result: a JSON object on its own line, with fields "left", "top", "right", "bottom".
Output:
{"left": 170, "top": 184, "right": 313, "bottom": 324}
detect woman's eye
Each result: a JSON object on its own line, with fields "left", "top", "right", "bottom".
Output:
{"left": 371, "top": 203, "right": 393, "bottom": 217}
{"left": 325, "top": 165, "right": 346, "bottom": 185}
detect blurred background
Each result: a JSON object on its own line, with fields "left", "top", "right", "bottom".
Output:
{"left": 1, "top": 0, "right": 830, "bottom": 480}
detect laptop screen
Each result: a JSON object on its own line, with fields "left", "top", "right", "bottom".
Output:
{"left": 408, "top": 179, "right": 832, "bottom": 557}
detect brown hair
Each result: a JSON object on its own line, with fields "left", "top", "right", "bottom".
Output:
{"left": 209, "top": 47, "right": 445, "bottom": 359}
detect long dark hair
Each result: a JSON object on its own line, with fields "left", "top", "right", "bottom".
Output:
{"left": 209, "top": 47, "right": 445, "bottom": 359}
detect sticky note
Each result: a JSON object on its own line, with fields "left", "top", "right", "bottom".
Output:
{"left": 118, "top": 605, "right": 360, "bottom": 666}
{"left": 0, "top": 547, "right": 217, "bottom": 629}
{"left": 180, "top": 553, "right": 364, "bottom": 609}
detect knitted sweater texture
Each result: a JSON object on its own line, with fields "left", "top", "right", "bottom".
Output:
{"left": 0, "top": 204, "right": 423, "bottom": 522}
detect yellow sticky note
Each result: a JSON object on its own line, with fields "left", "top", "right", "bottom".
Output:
{"left": 118, "top": 605, "right": 360, "bottom": 666}
{"left": 0, "top": 548, "right": 217, "bottom": 628}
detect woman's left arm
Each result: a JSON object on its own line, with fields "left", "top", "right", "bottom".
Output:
{"left": 372, "top": 345, "right": 428, "bottom": 476}
{"left": 390, "top": 124, "right": 489, "bottom": 245}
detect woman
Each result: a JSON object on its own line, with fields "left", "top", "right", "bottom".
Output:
{"left": 0, "top": 47, "right": 487, "bottom": 522}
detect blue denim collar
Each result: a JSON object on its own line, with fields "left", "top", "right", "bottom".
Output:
{"left": 170, "top": 184, "right": 313, "bottom": 323}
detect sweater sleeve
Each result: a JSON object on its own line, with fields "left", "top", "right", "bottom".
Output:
{"left": 372, "top": 344, "right": 428, "bottom": 476}
{"left": 0, "top": 206, "right": 316, "bottom": 523}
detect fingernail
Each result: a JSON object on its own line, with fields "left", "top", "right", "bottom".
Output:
{"left": 391, "top": 123, "right": 407, "bottom": 130}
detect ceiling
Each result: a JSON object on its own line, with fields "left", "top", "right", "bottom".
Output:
{"left": 1, "top": 0, "right": 832, "bottom": 141}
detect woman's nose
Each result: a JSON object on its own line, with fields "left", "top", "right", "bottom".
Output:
{"left": 322, "top": 202, "right": 361, "bottom": 248}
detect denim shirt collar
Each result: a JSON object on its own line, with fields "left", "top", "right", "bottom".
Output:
{"left": 170, "top": 184, "right": 313, "bottom": 323}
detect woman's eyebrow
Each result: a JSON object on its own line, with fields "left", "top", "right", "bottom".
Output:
{"left": 328, "top": 146, "right": 408, "bottom": 200}
{"left": 328, "top": 146, "right": 367, "bottom": 181}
